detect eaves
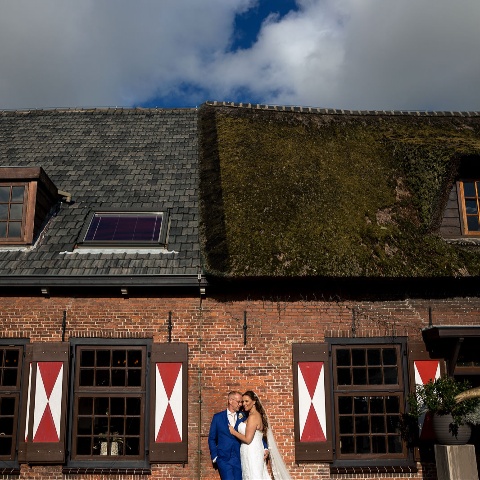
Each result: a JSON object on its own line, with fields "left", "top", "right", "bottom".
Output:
{"left": 0, "top": 274, "right": 204, "bottom": 289}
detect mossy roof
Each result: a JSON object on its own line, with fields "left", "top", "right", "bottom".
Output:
{"left": 199, "top": 102, "right": 480, "bottom": 279}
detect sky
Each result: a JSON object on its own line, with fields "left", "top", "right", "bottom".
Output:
{"left": 0, "top": 0, "right": 479, "bottom": 112}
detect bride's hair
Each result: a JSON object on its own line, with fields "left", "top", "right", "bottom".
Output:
{"left": 243, "top": 390, "right": 269, "bottom": 435}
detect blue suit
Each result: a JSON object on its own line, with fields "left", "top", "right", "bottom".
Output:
{"left": 208, "top": 410, "right": 246, "bottom": 480}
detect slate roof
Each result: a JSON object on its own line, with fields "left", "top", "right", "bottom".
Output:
{"left": 199, "top": 101, "right": 480, "bottom": 280}
{"left": 0, "top": 108, "right": 201, "bottom": 288}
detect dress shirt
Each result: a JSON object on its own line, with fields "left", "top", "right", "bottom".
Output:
{"left": 228, "top": 411, "right": 237, "bottom": 426}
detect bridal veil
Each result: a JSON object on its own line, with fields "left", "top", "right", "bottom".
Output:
{"left": 266, "top": 427, "right": 292, "bottom": 480}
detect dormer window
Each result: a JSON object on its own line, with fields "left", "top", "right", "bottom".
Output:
{"left": 79, "top": 211, "right": 169, "bottom": 247}
{"left": 459, "top": 180, "right": 480, "bottom": 235}
{"left": 0, "top": 167, "right": 58, "bottom": 245}
{"left": 0, "top": 184, "right": 26, "bottom": 240}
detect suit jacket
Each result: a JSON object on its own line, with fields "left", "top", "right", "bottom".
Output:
{"left": 208, "top": 410, "right": 267, "bottom": 463}
{"left": 208, "top": 410, "right": 246, "bottom": 463}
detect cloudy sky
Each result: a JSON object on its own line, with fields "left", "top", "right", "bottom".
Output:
{"left": 1, "top": 0, "right": 479, "bottom": 111}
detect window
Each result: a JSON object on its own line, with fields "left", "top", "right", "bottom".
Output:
{"left": 332, "top": 344, "right": 405, "bottom": 460}
{"left": 0, "top": 185, "right": 26, "bottom": 240}
{"left": 0, "top": 167, "right": 58, "bottom": 245}
{"left": 0, "top": 341, "right": 25, "bottom": 469}
{"left": 293, "top": 339, "right": 412, "bottom": 468}
{"left": 79, "top": 211, "right": 169, "bottom": 247}
{"left": 17, "top": 340, "right": 188, "bottom": 471}
{"left": 459, "top": 180, "right": 480, "bottom": 234}
{"left": 71, "top": 343, "right": 148, "bottom": 466}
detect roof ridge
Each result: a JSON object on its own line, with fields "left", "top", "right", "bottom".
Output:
{"left": 0, "top": 106, "right": 198, "bottom": 115}
{"left": 204, "top": 100, "right": 480, "bottom": 117}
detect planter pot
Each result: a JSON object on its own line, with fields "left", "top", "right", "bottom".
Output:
{"left": 433, "top": 413, "right": 472, "bottom": 445}
{"left": 100, "top": 441, "right": 119, "bottom": 455}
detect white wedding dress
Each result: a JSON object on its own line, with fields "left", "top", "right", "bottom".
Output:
{"left": 238, "top": 422, "right": 271, "bottom": 480}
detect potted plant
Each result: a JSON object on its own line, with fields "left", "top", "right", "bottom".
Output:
{"left": 407, "top": 376, "right": 480, "bottom": 444}
{"left": 97, "top": 432, "right": 124, "bottom": 455}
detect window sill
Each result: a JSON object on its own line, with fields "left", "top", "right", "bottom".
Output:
{"left": 0, "top": 467, "right": 20, "bottom": 475}
{"left": 63, "top": 467, "right": 151, "bottom": 475}
{"left": 444, "top": 237, "right": 480, "bottom": 245}
{"left": 65, "top": 247, "right": 176, "bottom": 254}
{"left": 331, "top": 464, "right": 417, "bottom": 475}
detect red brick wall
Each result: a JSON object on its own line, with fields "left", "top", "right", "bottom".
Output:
{"left": 2, "top": 292, "right": 479, "bottom": 479}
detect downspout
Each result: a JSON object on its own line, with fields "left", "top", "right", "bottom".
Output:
{"left": 197, "top": 273, "right": 205, "bottom": 479}
{"left": 198, "top": 367, "right": 203, "bottom": 479}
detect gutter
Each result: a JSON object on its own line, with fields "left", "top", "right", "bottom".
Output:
{"left": 0, "top": 274, "right": 206, "bottom": 289}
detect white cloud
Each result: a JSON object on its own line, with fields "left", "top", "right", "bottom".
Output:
{"left": 0, "top": 0, "right": 255, "bottom": 108}
{"left": 333, "top": 0, "right": 480, "bottom": 110}
{"left": 0, "top": 0, "right": 479, "bottom": 110}
{"left": 205, "top": 0, "right": 480, "bottom": 110}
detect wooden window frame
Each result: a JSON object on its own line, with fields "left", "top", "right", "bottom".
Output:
{"left": 452, "top": 338, "right": 480, "bottom": 382}
{"left": 458, "top": 179, "right": 480, "bottom": 236}
{"left": 328, "top": 338, "right": 412, "bottom": 469}
{"left": 331, "top": 343, "right": 406, "bottom": 462}
{"left": 293, "top": 339, "right": 413, "bottom": 469}
{"left": 0, "top": 182, "right": 36, "bottom": 245}
{"left": 0, "top": 167, "right": 58, "bottom": 246}
{"left": 0, "top": 340, "right": 26, "bottom": 469}
{"left": 67, "top": 339, "right": 151, "bottom": 470}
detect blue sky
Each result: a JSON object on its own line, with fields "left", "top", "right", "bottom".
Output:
{"left": 1, "top": 0, "right": 479, "bottom": 111}
{"left": 141, "top": 0, "right": 299, "bottom": 108}
{"left": 232, "top": 0, "right": 297, "bottom": 51}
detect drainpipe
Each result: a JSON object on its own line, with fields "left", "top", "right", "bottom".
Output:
{"left": 197, "top": 289, "right": 204, "bottom": 479}
{"left": 198, "top": 369, "right": 203, "bottom": 479}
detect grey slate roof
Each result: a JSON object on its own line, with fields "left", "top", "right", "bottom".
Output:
{"left": 0, "top": 108, "right": 201, "bottom": 287}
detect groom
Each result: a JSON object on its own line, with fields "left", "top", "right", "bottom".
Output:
{"left": 208, "top": 391, "right": 269, "bottom": 480}
{"left": 208, "top": 391, "right": 245, "bottom": 480}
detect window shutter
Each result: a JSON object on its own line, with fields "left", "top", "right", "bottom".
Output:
{"left": 18, "top": 342, "right": 69, "bottom": 463}
{"left": 407, "top": 341, "right": 444, "bottom": 460}
{"left": 292, "top": 343, "right": 333, "bottom": 462}
{"left": 149, "top": 343, "right": 188, "bottom": 464}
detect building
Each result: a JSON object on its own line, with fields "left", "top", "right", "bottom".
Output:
{"left": 1, "top": 102, "right": 480, "bottom": 479}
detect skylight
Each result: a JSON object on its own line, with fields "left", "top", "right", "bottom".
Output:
{"left": 84, "top": 213, "right": 163, "bottom": 243}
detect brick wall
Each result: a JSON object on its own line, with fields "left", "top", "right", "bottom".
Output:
{"left": 1, "top": 292, "right": 479, "bottom": 479}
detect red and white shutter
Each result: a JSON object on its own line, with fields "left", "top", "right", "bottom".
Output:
{"left": 413, "top": 358, "right": 440, "bottom": 440}
{"left": 149, "top": 343, "right": 188, "bottom": 463}
{"left": 155, "top": 361, "right": 183, "bottom": 443}
{"left": 18, "top": 343, "right": 69, "bottom": 463}
{"left": 293, "top": 343, "right": 333, "bottom": 462}
{"left": 298, "top": 361, "right": 327, "bottom": 442}
{"left": 408, "top": 341, "right": 444, "bottom": 456}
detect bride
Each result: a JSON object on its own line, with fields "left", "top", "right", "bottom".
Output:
{"left": 228, "top": 391, "right": 292, "bottom": 480}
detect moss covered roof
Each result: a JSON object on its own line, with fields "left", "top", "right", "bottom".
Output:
{"left": 198, "top": 102, "right": 480, "bottom": 279}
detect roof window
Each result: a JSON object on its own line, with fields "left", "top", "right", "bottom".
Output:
{"left": 79, "top": 211, "right": 169, "bottom": 247}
